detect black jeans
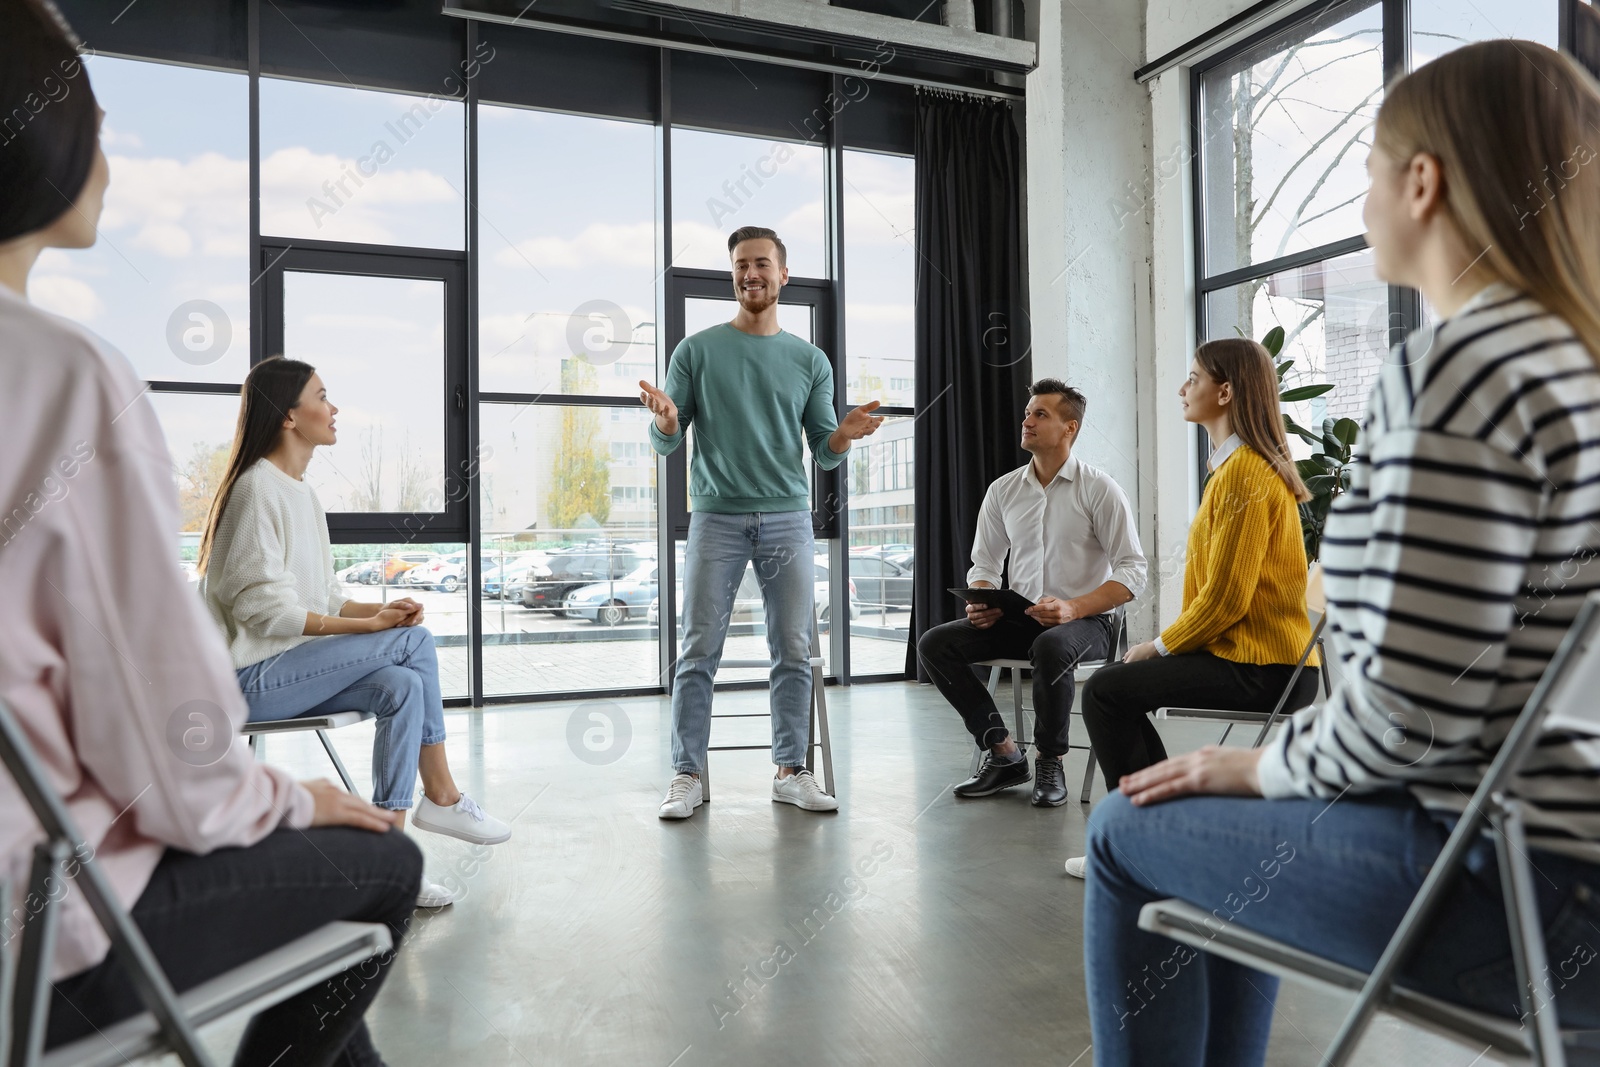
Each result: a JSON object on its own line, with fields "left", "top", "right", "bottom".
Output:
{"left": 1080, "top": 651, "right": 1320, "bottom": 790}
{"left": 917, "top": 612, "right": 1115, "bottom": 758}
{"left": 47, "top": 827, "right": 422, "bottom": 1067}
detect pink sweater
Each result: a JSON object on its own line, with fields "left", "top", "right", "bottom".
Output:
{"left": 0, "top": 284, "right": 312, "bottom": 980}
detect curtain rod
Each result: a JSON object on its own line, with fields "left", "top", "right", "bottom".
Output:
{"left": 1134, "top": 0, "right": 1324, "bottom": 83}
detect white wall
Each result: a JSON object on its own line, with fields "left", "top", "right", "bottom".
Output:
{"left": 1024, "top": 0, "right": 1164, "bottom": 635}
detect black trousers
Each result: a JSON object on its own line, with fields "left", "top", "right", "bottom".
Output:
{"left": 916, "top": 612, "right": 1115, "bottom": 757}
{"left": 47, "top": 827, "right": 422, "bottom": 1067}
{"left": 1080, "top": 651, "right": 1320, "bottom": 790}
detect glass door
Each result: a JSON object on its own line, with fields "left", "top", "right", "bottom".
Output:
{"left": 659, "top": 273, "right": 843, "bottom": 685}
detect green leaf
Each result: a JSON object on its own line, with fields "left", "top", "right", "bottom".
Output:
{"left": 1261, "top": 326, "right": 1285, "bottom": 357}
{"left": 1322, "top": 431, "right": 1345, "bottom": 457}
{"left": 1295, "top": 458, "right": 1324, "bottom": 479}
{"left": 1284, "top": 417, "right": 1322, "bottom": 447}
{"left": 1304, "top": 473, "right": 1338, "bottom": 494}
{"left": 1312, "top": 452, "right": 1340, "bottom": 470}
{"left": 1334, "top": 417, "right": 1360, "bottom": 447}
{"left": 1276, "top": 360, "right": 1294, "bottom": 376}
{"left": 1280, "top": 384, "right": 1335, "bottom": 402}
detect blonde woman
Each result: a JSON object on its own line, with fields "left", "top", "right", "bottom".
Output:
{"left": 1084, "top": 40, "right": 1600, "bottom": 1065}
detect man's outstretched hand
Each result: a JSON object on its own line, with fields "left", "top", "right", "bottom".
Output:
{"left": 639, "top": 380, "right": 679, "bottom": 436}
{"left": 830, "top": 400, "right": 885, "bottom": 453}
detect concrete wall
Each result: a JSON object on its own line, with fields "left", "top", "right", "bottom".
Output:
{"left": 1023, "top": 0, "right": 1165, "bottom": 635}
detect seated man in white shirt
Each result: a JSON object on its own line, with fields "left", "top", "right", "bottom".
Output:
{"left": 917, "top": 379, "right": 1148, "bottom": 806}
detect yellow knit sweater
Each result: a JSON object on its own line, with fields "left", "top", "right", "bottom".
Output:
{"left": 1160, "top": 446, "right": 1316, "bottom": 666}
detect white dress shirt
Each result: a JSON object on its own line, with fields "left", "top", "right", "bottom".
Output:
{"left": 967, "top": 454, "right": 1147, "bottom": 608}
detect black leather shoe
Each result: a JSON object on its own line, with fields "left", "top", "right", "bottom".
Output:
{"left": 1031, "top": 756, "right": 1068, "bottom": 807}
{"left": 953, "top": 751, "right": 1032, "bottom": 797}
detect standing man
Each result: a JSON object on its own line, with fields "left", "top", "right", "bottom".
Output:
{"left": 917, "top": 380, "right": 1147, "bottom": 806}
{"left": 640, "top": 226, "right": 884, "bottom": 819}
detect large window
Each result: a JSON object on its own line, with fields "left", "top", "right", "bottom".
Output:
{"left": 59, "top": 24, "right": 921, "bottom": 703}
{"left": 1193, "top": 0, "right": 1562, "bottom": 461}
{"left": 843, "top": 150, "right": 917, "bottom": 677}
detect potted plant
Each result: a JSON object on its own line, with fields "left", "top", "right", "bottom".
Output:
{"left": 1259, "top": 326, "right": 1359, "bottom": 562}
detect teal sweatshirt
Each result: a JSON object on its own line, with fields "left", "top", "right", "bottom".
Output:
{"left": 649, "top": 323, "right": 847, "bottom": 514}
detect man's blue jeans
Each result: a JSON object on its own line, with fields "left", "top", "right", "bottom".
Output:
{"left": 671, "top": 510, "right": 815, "bottom": 774}
{"left": 1085, "top": 789, "right": 1600, "bottom": 1066}
{"left": 236, "top": 627, "right": 448, "bottom": 810}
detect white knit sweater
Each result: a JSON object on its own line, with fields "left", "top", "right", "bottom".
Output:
{"left": 201, "top": 458, "right": 347, "bottom": 669}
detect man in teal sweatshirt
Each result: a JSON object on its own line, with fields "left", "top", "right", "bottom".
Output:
{"left": 640, "top": 225, "right": 884, "bottom": 819}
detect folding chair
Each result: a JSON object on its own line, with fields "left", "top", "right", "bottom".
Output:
{"left": 701, "top": 603, "right": 833, "bottom": 803}
{"left": 972, "top": 605, "right": 1130, "bottom": 804}
{"left": 1137, "top": 590, "right": 1600, "bottom": 1066}
{"left": 1153, "top": 565, "right": 1332, "bottom": 749}
{"left": 241, "top": 711, "right": 374, "bottom": 794}
{"left": 0, "top": 697, "right": 391, "bottom": 1067}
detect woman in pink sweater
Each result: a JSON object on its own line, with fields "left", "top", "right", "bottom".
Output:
{"left": 0, "top": 3, "right": 419, "bottom": 1062}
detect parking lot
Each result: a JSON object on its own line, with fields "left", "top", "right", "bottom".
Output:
{"left": 346, "top": 581, "right": 912, "bottom": 697}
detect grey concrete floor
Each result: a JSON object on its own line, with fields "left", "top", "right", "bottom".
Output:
{"left": 192, "top": 682, "right": 1506, "bottom": 1067}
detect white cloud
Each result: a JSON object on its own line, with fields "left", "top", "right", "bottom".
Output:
{"left": 132, "top": 223, "right": 193, "bottom": 258}
{"left": 492, "top": 220, "right": 657, "bottom": 272}
{"left": 29, "top": 275, "right": 104, "bottom": 322}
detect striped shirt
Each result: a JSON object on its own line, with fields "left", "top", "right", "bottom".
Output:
{"left": 1256, "top": 282, "right": 1600, "bottom": 862}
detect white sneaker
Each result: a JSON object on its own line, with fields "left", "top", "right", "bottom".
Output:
{"left": 772, "top": 769, "right": 839, "bottom": 812}
{"left": 412, "top": 793, "right": 511, "bottom": 845}
{"left": 659, "top": 773, "right": 703, "bottom": 819}
{"left": 1065, "top": 855, "right": 1087, "bottom": 879}
{"left": 416, "top": 875, "right": 459, "bottom": 909}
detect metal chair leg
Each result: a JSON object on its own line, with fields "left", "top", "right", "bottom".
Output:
{"left": 315, "top": 730, "right": 359, "bottom": 795}
{"left": 812, "top": 663, "right": 835, "bottom": 796}
{"left": 1012, "top": 668, "right": 1029, "bottom": 752}
{"left": 1080, "top": 746, "right": 1097, "bottom": 803}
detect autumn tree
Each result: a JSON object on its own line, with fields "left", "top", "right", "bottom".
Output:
{"left": 547, "top": 359, "right": 611, "bottom": 531}
{"left": 177, "top": 441, "right": 230, "bottom": 532}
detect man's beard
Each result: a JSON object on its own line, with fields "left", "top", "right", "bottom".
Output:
{"left": 736, "top": 285, "right": 779, "bottom": 314}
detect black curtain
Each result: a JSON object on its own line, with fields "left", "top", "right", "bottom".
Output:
{"left": 904, "top": 90, "right": 1032, "bottom": 678}
{"left": 1575, "top": 2, "right": 1600, "bottom": 79}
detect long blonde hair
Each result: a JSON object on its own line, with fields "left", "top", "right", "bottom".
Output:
{"left": 1376, "top": 40, "right": 1600, "bottom": 359}
{"left": 1196, "top": 338, "right": 1310, "bottom": 503}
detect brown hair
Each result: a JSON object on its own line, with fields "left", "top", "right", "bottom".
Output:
{"left": 1375, "top": 40, "right": 1600, "bottom": 359}
{"left": 1029, "top": 377, "right": 1086, "bottom": 426}
{"left": 1196, "top": 338, "right": 1310, "bottom": 502}
{"left": 727, "top": 226, "right": 787, "bottom": 267}
{"left": 198, "top": 357, "right": 316, "bottom": 575}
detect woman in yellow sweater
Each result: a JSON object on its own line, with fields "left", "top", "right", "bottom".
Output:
{"left": 1078, "top": 337, "right": 1318, "bottom": 809}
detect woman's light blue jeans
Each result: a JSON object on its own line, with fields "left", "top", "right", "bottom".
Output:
{"left": 671, "top": 510, "right": 815, "bottom": 774}
{"left": 237, "top": 627, "right": 447, "bottom": 810}
{"left": 1085, "top": 789, "right": 1600, "bottom": 1066}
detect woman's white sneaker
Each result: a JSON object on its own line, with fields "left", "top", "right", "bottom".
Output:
{"left": 772, "top": 769, "right": 839, "bottom": 812}
{"left": 416, "top": 875, "right": 459, "bottom": 908}
{"left": 1065, "top": 856, "right": 1088, "bottom": 879}
{"left": 659, "top": 773, "right": 703, "bottom": 819}
{"left": 413, "top": 793, "right": 511, "bottom": 845}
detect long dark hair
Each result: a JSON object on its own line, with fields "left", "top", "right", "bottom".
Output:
{"left": 1195, "top": 338, "right": 1310, "bottom": 502}
{"left": 0, "top": 0, "right": 99, "bottom": 242}
{"left": 198, "top": 357, "right": 316, "bottom": 575}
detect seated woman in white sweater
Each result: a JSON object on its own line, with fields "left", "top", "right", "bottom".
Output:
{"left": 201, "top": 356, "right": 510, "bottom": 908}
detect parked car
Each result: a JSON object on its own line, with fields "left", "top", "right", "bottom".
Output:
{"left": 565, "top": 563, "right": 659, "bottom": 625}
{"left": 337, "top": 560, "right": 382, "bottom": 585}
{"left": 484, "top": 556, "right": 550, "bottom": 599}
{"left": 404, "top": 552, "right": 496, "bottom": 594}
{"left": 647, "top": 558, "right": 858, "bottom": 628}
{"left": 848, "top": 553, "right": 914, "bottom": 610}
{"left": 521, "top": 545, "right": 653, "bottom": 615}
{"left": 382, "top": 552, "right": 434, "bottom": 584}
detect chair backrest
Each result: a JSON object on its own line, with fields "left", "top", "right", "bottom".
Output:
{"left": 1305, "top": 562, "right": 1326, "bottom": 615}
{"left": 0, "top": 699, "right": 212, "bottom": 1066}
